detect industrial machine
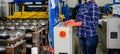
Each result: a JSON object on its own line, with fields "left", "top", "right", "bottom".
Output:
{"left": 107, "top": 17, "right": 120, "bottom": 49}
{"left": 0, "top": 24, "right": 27, "bottom": 54}
{"left": 6, "top": 34, "right": 26, "bottom": 54}
{"left": 112, "top": 4, "right": 120, "bottom": 17}
{"left": 0, "top": 0, "right": 70, "bottom": 54}
{"left": 107, "top": 0, "right": 120, "bottom": 49}
{"left": 105, "top": 16, "right": 120, "bottom": 54}
{"left": 114, "top": 0, "right": 120, "bottom": 4}
{"left": 0, "top": 0, "right": 49, "bottom": 53}
{"left": 54, "top": 22, "right": 74, "bottom": 54}
{"left": 7, "top": 1, "right": 48, "bottom": 19}
{"left": 0, "top": 19, "right": 49, "bottom": 54}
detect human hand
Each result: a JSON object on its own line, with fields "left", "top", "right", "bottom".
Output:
{"left": 75, "top": 22, "right": 82, "bottom": 26}
{"left": 64, "top": 19, "right": 76, "bottom": 26}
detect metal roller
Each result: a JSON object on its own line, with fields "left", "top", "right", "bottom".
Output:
{"left": 0, "top": 30, "right": 10, "bottom": 39}
{"left": 0, "top": 47, "right": 6, "bottom": 54}
{"left": 32, "top": 31, "right": 40, "bottom": 47}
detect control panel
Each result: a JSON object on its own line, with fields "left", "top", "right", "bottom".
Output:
{"left": 54, "top": 22, "right": 74, "bottom": 54}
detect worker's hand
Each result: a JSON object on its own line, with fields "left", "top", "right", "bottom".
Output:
{"left": 75, "top": 22, "right": 82, "bottom": 26}
{"left": 69, "top": 21, "right": 82, "bottom": 26}
{"left": 64, "top": 19, "right": 76, "bottom": 26}
{"left": 64, "top": 20, "right": 82, "bottom": 27}
{"left": 64, "top": 19, "right": 75, "bottom": 24}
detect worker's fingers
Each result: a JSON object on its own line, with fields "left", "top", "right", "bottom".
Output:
{"left": 65, "top": 19, "right": 75, "bottom": 23}
{"left": 64, "top": 22, "right": 70, "bottom": 26}
{"left": 70, "top": 23, "right": 76, "bottom": 26}
{"left": 65, "top": 20, "right": 71, "bottom": 23}
{"left": 64, "top": 19, "right": 76, "bottom": 26}
{"left": 64, "top": 20, "right": 71, "bottom": 26}
{"left": 75, "top": 22, "right": 82, "bottom": 26}
{"left": 65, "top": 20, "right": 75, "bottom": 24}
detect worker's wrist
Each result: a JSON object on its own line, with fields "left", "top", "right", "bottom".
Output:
{"left": 75, "top": 22, "right": 82, "bottom": 26}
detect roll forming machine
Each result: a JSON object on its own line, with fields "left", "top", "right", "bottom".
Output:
{"left": 0, "top": 19, "right": 49, "bottom": 54}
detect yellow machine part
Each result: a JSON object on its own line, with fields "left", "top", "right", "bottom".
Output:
{"left": 60, "top": 14, "right": 65, "bottom": 21}
{"left": 7, "top": 12, "right": 49, "bottom": 19}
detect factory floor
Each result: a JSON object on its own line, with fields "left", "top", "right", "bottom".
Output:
{"left": 74, "top": 26, "right": 108, "bottom": 54}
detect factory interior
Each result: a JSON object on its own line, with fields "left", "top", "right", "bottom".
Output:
{"left": 0, "top": 0, "right": 120, "bottom": 54}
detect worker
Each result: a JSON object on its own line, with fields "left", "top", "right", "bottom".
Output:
{"left": 64, "top": 0, "right": 99, "bottom": 54}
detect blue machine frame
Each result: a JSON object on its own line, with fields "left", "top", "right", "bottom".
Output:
{"left": 49, "top": 0, "right": 60, "bottom": 49}
{"left": 113, "top": 0, "right": 120, "bottom": 4}
{"left": 14, "top": 0, "right": 59, "bottom": 50}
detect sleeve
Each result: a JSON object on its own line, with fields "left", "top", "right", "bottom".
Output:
{"left": 75, "top": 4, "right": 83, "bottom": 22}
{"left": 89, "top": 3, "right": 99, "bottom": 27}
{"left": 75, "top": 12, "right": 81, "bottom": 22}
{"left": 75, "top": 11, "right": 87, "bottom": 27}
{"left": 75, "top": 5, "right": 87, "bottom": 27}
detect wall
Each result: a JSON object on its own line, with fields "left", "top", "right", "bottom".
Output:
{"left": 67, "top": 0, "right": 78, "bottom": 7}
{"left": 96, "top": 0, "right": 113, "bottom": 6}
{"left": 67, "top": 0, "right": 113, "bottom": 7}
